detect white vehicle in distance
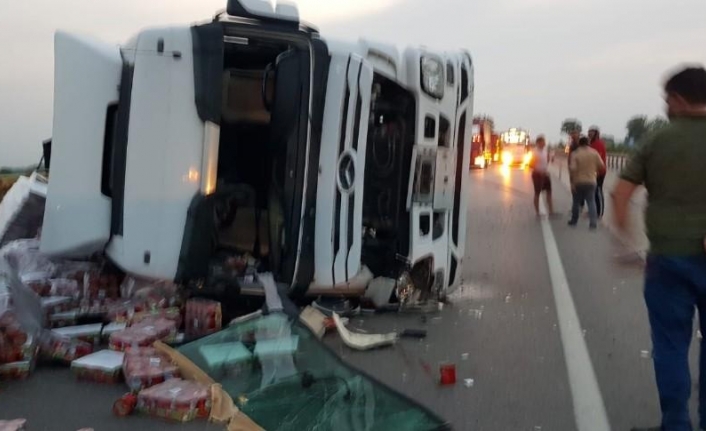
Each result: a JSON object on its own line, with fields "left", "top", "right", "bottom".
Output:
{"left": 40, "top": 0, "right": 474, "bottom": 301}
{"left": 500, "top": 128, "right": 532, "bottom": 169}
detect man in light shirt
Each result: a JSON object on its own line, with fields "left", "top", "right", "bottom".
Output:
{"left": 569, "top": 137, "right": 605, "bottom": 229}
{"left": 530, "top": 136, "right": 554, "bottom": 216}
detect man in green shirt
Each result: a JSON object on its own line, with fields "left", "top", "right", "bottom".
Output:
{"left": 615, "top": 66, "right": 706, "bottom": 431}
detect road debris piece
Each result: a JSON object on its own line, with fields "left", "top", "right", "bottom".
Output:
{"left": 333, "top": 312, "right": 397, "bottom": 350}
{"left": 640, "top": 350, "right": 651, "bottom": 359}
{"left": 299, "top": 306, "right": 326, "bottom": 339}
{"left": 463, "top": 378, "right": 474, "bottom": 388}
{"left": 439, "top": 362, "right": 456, "bottom": 386}
{"left": 461, "top": 353, "right": 469, "bottom": 361}
{"left": 0, "top": 419, "right": 27, "bottom": 431}
{"left": 364, "top": 277, "right": 397, "bottom": 308}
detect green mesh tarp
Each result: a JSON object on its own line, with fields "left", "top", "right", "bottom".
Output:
{"left": 178, "top": 313, "right": 449, "bottom": 431}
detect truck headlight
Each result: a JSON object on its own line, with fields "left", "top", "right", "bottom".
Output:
{"left": 502, "top": 151, "right": 513, "bottom": 165}
{"left": 420, "top": 56, "right": 444, "bottom": 99}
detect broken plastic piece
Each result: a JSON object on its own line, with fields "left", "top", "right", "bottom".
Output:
{"left": 365, "top": 277, "right": 396, "bottom": 308}
{"left": 333, "top": 313, "right": 397, "bottom": 351}
{"left": 461, "top": 353, "right": 469, "bottom": 361}
{"left": 299, "top": 306, "right": 326, "bottom": 339}
{"left": 258, "top": 272, "right": 282, "bottom": 313}
{"left": 640, "top": 350, "right": 651, "bottom": 359}
{"left": 463, "top": 378, "right": 474, "bottom": 388}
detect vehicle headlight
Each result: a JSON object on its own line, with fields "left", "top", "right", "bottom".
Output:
{"left": 420, "top": 56, "right": 444, "bottom": 99}
{"left": 502, "top": 151, "right": 513, "bottom": 165}
{"left": 523, "top": 153, "right": 533, "bottom": 164}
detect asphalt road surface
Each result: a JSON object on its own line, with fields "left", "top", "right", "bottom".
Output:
{"left": 1, "top": 161, "right": 701, "bottom": 431}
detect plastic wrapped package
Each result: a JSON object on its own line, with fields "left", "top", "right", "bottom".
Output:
{"left": 129, "top": 307, "right": 182, "bottom": 328}
{"left": 0, "top": 310, "right": 30, "bottom": 364}
{"left": 0, "top": 239, "right": 57, "bottom": 284}
{"left": 185, "top": 299, "right": 222, "bottom": 339}
{"left": 39, "top": 330, "right": 93, "bottom": 363}
{"left": 136, "top": 378, "right": 211, "bottom": 422}
{"left": 80, "top": 271, "right": 121, "bottom": 302}
{"left": 0, "top": 360, "right": 32, "bottom": 380}
{"left": 0, "top": 172, "right": 47, "bottom": 249}
{"left": 123, "top": 347, "right": 180, "bottom": 391}
{"left": 52, "top": 322, "right": 126, "bottom": 345}
{"left": 40, "top": 296, "right": 75, "bottom": 325}
{"left": 71, "top": 350, "right": 124, "bottom": 383}
{"left": 109, "top": 318, "right": 177, "bottom": 352}
{"left": 121, "top": 276, "right": 179, "bottom": 305}
{"left": 49, "top": 278, "right": 80, "bottom": 298}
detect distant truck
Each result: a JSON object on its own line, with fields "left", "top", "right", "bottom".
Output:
{"left": 500, "top": 128, "right": 531, "bottom": 169}
{"left": 470, "top": 117, "right": 493, "bottom": 169}
{"left": 39, "top": 0, "right": 475, "bottom": 299}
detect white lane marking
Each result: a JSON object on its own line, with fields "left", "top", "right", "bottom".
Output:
{"left": 539, "top": 200, "right": 611, "bottom": 431}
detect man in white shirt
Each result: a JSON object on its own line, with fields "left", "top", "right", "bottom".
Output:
{"left": 530, "top": 135, "right": 554, "bottom": 216}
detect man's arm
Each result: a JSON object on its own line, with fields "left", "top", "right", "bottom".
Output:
{"left": 612, "top": 136, "right": 650, "bottom": 234}
{"left": 596, "top": 152, "right": 606, "bottom": 173}
{"left": 611, "top": 179, "right": 639, "bottom": 233}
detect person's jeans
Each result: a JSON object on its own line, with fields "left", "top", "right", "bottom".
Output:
{"left": 595, "top": 174, "right": 606, "bottom": 218}
{"left": 645, "top": 255, "right": 706, "bottom": 431}
{"left": 569, "top": 183, "right": 597, "bottom": 226}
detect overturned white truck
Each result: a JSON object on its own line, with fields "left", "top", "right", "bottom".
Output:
{"left": 41, "top": 0, "right": 474, "bottom": 300}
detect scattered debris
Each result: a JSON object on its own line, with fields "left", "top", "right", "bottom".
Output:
{"left": 364, "top": 277, "right": 397, "bottom": 308}
{"left": 333, "top": 312, "right": 397, "bottom": 351}
{"left": 463, "top": 378, "right": 474, "bottom": 388}
{"left": 468, "top": 309, "right": 483, "bottom": 319}
{"left": 299, "top": 306, "right": 326, "bottom": 339}
{"left": 504, "top": 294, "right": 512, "bottom": 303}
{"left": 640, "top": 350, "right": 651, "bottom": 359}
{"left": 0, "top": 419, "right": 27, "bottom": 431}
{"left": 461, "top": 353, "right": 469, "bottom": 361}
{"left": 439, "top": 362, "right": 456, "bottom": 386}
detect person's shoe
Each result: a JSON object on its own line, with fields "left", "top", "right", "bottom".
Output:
{"left": 568, "top": 220, "right": 578, "bottom": 226}
{"left": 629, "top": 427, "right": 661, "bottom": 431}
{"left": 589, "top": 224, "right": 598, "bottom": 230}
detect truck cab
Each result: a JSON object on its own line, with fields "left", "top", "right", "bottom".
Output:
{"left": 41, "top": 0, "right": 474, "bottom": 299}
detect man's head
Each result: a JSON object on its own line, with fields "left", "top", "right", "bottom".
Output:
{"left": 664, "top": 66, "right": 706, "bottom": 119}
{"left": 570, "top": 130, "right": 580, "bottom": 143}
{"left": 588, "top": 126, "right": 600, "bottom": 142}
{"left": 536, "top": 136, "right": 546, "bottom": 149}
{"left": 579, "top": 137, "right": 590, "bottom": 147}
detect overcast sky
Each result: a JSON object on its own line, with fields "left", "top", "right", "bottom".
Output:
{"left": 1, "top": 0, "right": 705, "bottom": 166}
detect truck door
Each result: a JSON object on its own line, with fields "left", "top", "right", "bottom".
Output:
{"left": 41, "top": 32, "right": 122, "bottom": 258}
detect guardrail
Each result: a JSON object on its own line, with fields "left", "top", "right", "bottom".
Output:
{"left": 606, "top": 153, "right": 629, "bottom": 171}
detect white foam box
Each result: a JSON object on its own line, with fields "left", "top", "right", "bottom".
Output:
{"left": 71, "top": 350, "right": 124, "bottom": 383}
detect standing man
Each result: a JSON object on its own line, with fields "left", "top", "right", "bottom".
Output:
{"left": 530, "top": 136, "right": 554, "bottom": 216}
{"left": 568, "top": 137, "right": 604, "bottom": 229}
{"left": 589, "top": 126, "right": 608, "bottom": 218}
{"left": 614, "top": 66, "right": 706, "bottom": 431}
{"left": 567, "top": 129, "right": 582, "bottom": 213}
